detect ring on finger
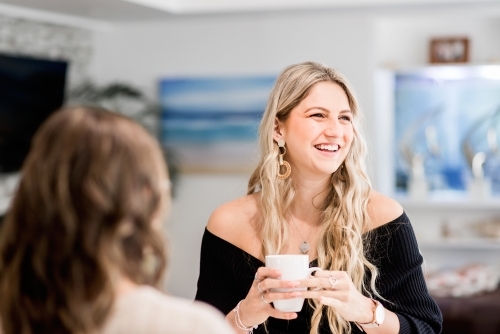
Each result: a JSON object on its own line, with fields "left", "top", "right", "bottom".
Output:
{"left": 261, "top": 294, "right": 271, "bottom": 304}
{"left": 328, "top": 273, "right": 338, "bottom": 289}
{"left": 257, "top": 282, "right": 264, "bottom": 293}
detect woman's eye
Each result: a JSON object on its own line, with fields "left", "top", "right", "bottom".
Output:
{"left": 340, "top": 116, "right": 351, "bottom": 122}
{"left": 311, "top": 113, "right": 325, "bottom": 118}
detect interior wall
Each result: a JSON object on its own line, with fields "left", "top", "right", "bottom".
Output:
{"left": 164, "top": 174, "right": 249, "bottom": 298}
{"left": 89, "top": 12, "right": 374, "bottom": 99}
{"left": 374, "top": 15, "right": 500, "bottom": 67}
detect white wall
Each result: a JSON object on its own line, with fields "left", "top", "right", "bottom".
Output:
{"left": 374, "top": 15, "right": 500, "bottom": 67}
{"left": 89, "top": 11, "right": 376, "bottom": 155}
{"left": 88, "top": 6, "right": 500, "bottom": 299}
{"left": 165, "top": 174, "right": 249, "bottom": 298}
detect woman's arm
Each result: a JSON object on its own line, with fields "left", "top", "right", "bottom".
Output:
{"left": 299, "top": 194, "right": 441, "bottom": 334}
{"left": 368, "top": 212, "right": 443, "bottom": 334}
{"left": 195, "top": 203, "right": 302, "bottom": 333}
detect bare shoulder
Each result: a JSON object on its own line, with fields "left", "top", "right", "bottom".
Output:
{"left": 367, "top": 190, "right": 404, "bottom": 230}
{"left": 206, "top": 192, "right": 261, "bottom": 251}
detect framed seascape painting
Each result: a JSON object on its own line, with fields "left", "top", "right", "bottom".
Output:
{"left": 160, "top": 76, "right": 276, "bottom": 173}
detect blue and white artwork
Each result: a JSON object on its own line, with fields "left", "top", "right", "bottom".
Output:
{"left": 394, "top": 65, "right": 500, "bottom": 195}
{"left": 160, "top": 76, "right": 276, "bottom": 172}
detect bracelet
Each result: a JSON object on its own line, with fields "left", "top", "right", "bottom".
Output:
{"left": 234, "top": 300, "right": 258, "bottom": 333}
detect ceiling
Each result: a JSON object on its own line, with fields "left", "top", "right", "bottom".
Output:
{"left": 0, "top": 0, "right": 171, "bottom": 22}
{"left": 0, "top": 0, "right": 499, "bottom": 22}
{"left": 123, "top": 0, "right": 500, "bottom": 15}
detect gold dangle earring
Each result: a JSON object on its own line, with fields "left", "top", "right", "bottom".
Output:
{"left": 277, "top": 139, "right": 291, "bottom": 180}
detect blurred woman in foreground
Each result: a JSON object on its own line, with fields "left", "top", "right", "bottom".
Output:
{"left": 0, "top": 106, "right": 233, "bottom": 334}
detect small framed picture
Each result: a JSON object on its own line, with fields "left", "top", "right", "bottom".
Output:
{"left": 429, "top": 37, "right": 469, "bottom": 64}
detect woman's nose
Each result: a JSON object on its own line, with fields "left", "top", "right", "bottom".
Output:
{"left": 324, "top": 118, "right": 342, "bottom": 137}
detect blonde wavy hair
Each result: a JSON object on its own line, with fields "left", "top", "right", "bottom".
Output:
{"left": 0, "top": 106, "right": 169, "bottom": 334}
{"left": 248, "top": 62, "right": 379, "bottom": 334}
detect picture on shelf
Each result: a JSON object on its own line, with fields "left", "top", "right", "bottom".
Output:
{"left": 429, "top": 37, "right": 469, "bottom": 64}
{"left": 159, "top": 75, "right": 276, "bottom": 172}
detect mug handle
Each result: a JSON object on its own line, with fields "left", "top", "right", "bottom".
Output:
{"left": 308, "top": 267, "right": 323, "bottom": 291}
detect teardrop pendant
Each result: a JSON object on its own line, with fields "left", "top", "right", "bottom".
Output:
{"left": 299, "top": 241, "right": 310, "bottom": 254}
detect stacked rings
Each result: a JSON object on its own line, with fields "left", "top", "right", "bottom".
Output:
{"left": 255, "top": 271, "right": 272, "bottom": 304}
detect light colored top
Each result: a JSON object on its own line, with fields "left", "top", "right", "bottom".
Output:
{"left": 101, "top": 286, "right": 234, "bottom": 334}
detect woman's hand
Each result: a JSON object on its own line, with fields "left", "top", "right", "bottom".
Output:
{"left": 299, "top": 270, "right": 375, "bottom": 324}
{"left": 236, "top": 266, "right": 303, "bottom": 328}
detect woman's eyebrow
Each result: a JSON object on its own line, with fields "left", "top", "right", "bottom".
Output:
{"left": 304, "top": 106, "right": 330, "bottom": 113}
{"left": 339, "top": 110, "right": 353, "bottom": 115}
{"left": 303, "top": 107, "right": 353, "bottom": 114}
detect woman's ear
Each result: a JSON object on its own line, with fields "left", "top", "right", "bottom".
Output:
{"left": 273, "top": 117, "right": 284, "bottom": 142}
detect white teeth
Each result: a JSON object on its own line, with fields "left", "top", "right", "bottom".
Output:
{"left": 316, "top": 144, "right": 339, "bottom": 152}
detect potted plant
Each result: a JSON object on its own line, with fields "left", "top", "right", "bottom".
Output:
{"left": 67, "top": 82, "right": 179, "bottom": 196}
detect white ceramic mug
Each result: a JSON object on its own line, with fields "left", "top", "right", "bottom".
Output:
{"left": 265, "top": 254, "right": 322, "bottom": 312}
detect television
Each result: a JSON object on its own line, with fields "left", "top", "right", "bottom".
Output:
{"left": 0, "top": 53, "right": 67, "bottom": 173}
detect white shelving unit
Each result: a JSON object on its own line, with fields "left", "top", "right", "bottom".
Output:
{"left": 375, "top": 64, "right": 500, "bottom": 274}
{"left": 396, "top": 196, "right": 500, "bottom": 271}
{"left": 419, "top": 239, "right": 500, "bottom": 250}
{"left": 399, "top": 198, "right": 500, "bottom": 211}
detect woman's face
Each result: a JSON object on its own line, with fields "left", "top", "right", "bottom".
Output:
{"left": 274, "top": 81, "right": 354, "bottom": 178}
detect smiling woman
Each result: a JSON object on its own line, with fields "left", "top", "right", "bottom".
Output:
{"left": 195, "top": 61, "right": 443, "bottom": 334}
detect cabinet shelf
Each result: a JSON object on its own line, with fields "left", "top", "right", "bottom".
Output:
{"left": 397, "top": 198, "right": 500, "bottom": 211}
{"left": 419, "top": 239, "right": 500, "bottom": 250}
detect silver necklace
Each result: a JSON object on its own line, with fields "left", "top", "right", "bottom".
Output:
{"left": 289, "top": 213, "right": 314, "bottom": 254}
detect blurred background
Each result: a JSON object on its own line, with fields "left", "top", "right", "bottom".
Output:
{"left": 0, "top": 1, "right": 499, "bottom": 333}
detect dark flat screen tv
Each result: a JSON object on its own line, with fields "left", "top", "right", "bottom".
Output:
{"left": 0, "top": 53, "right": 67, "bottom": 173}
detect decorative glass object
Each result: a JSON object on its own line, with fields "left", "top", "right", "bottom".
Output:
{"left": 394, "top": 65, "right": 500, "bottom": 196}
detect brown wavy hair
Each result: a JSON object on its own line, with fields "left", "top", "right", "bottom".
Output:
{"left": 0, "top": 106, "right": 170, "bottom": 334}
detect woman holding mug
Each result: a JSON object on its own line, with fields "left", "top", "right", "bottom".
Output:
{"left": 0, "top": 106, "right": 233, "bottom": 334}
{"left": 196, "top": 62, "right": 442, "bottom": 334}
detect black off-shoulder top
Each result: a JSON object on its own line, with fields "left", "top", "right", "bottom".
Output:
{"left": 195, "top": 212, "right": 442, "bottom": 333}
